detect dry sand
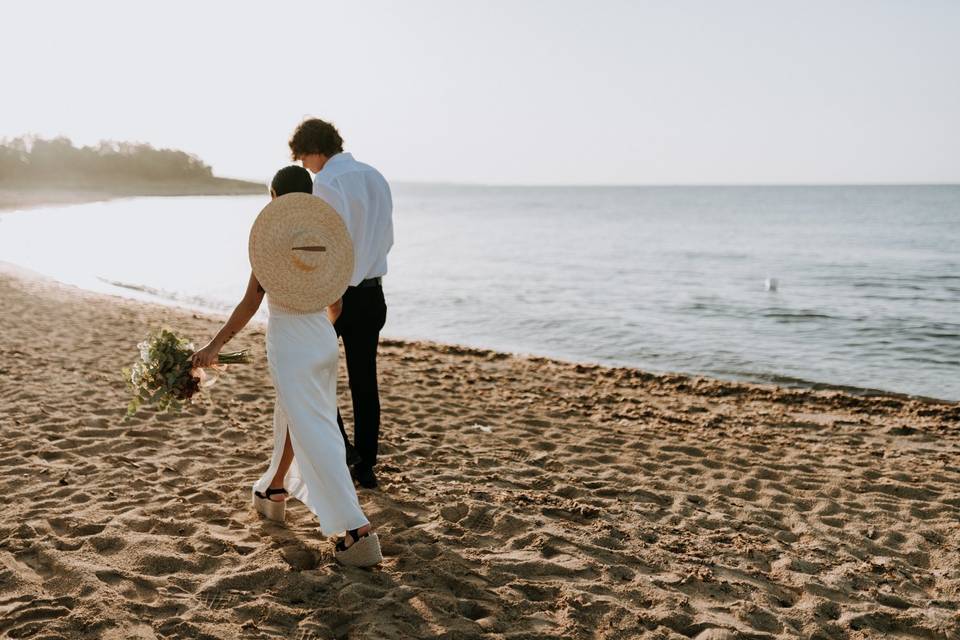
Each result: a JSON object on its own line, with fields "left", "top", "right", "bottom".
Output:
{"left": 1, "top": 265, "right": 958, "bottom": 639}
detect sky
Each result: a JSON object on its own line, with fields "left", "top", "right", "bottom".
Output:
{"left": 1, "top": 1, "right": 958, "bottom": 185}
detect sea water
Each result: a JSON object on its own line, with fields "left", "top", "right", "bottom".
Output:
{"left": 1, "top": 184, "right": 957, "bottom": 400}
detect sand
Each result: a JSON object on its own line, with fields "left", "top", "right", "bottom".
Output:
{"left": 1, "top": 265, "right": 958, "bottom": 640}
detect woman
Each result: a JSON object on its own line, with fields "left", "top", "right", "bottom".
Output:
{"left": 192, "top": 166, "right": 381, "bottom": 567}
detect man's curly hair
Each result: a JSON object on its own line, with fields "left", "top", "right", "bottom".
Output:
{"left": 289, "top": 118, "right": 344, "bottom": 159}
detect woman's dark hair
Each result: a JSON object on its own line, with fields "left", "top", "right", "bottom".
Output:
{"left": 271, "top": 165, "right": 313, "bottom": 196}
{"left": 289, "top": 118, "right": 344, "bottom": 159}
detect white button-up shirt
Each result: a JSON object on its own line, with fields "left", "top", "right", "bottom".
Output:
{"left": 312, "top": 152, "right": 394, "bottom": 287}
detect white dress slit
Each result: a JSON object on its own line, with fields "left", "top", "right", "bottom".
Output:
{"left": 252, "top": 300, "right": 368, "bottom": 536}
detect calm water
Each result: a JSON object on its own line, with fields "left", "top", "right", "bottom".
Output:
{"left": 1, "top": 185, "right": 958, "bottom": 401}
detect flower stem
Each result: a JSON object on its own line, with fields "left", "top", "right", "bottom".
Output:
{"left": 217, "top": 350, "right": 251, "bottom": 364}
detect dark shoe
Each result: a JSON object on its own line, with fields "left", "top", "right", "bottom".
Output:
{"left": 352, "top": 465, "right": 378, "bottom": 489}
{"left": 345, "top": 442, "right": 363, "bottom": 467}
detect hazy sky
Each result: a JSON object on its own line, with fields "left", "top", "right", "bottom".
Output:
{"left": 2, "top": 1, "right": 958, "bottom": 185}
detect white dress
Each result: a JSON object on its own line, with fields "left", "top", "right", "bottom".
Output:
{"left": 252, "top": 299, "right": 368, "bottom": 536}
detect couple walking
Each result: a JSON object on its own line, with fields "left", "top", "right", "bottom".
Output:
{"left": 191, "top": 119, "right": 393, "bottom": 567}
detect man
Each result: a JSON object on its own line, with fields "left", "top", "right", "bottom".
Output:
{"left": 289, "top": 118, "right": 393, "bottom": 489}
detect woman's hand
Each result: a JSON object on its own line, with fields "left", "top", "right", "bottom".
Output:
{"left": 192, "top": 341, "right": 221, "bottom": 369}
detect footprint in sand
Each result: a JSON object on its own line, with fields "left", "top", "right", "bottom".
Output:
{"left": 0, "top": 594, "right": 76, "bottom": 638}
{"left": 95, "top": 570, "right": 159, "bottom": 602}
{"left": 461, "top": 507, "right": 497, "bottom": 534}
{"left": 196, "top": 589, "right": 248, "bottom": 610}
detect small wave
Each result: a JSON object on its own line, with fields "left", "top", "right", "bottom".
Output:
{"left": 917, "top": 332, "right": 960, "bottom": 340}
{"left": 851, "top": 281, "right": 926, "bottom": 291}
{"left": 682, "top": 302, "right": 750, "bottom": 318}
{"left": 97, "top": 278, "right": 236, "bottom": 316}
{"left": 860, "top": 293, "right": 960, "bottom": 303}
{"left": 763, "top": 310, "right": 836, "bottom": 322}
{"left": 916, "top": 274, "right": 960, "bottom": 282}
{"left": 926, "top": 321, "right": 960, "bottom": 332}
{"left": 711, "top": 369, "right": 950, "bottom": 403}
{"left": 100, "top": 279, "right": 167, "bottom": 297}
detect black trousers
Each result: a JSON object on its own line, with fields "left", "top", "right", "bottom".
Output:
{"left": 334, "top": 283, "right": 387, "bottom": 470}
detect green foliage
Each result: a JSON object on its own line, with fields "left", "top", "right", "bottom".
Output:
{"left": 0, "top": 135, "right": 215, "bottom": 185}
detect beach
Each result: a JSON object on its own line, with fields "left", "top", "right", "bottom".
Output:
{"left": 1, "top": 264, "right": 958, "bottom": 640}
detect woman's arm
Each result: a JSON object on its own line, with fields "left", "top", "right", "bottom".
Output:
{"left": 327, "top": 297, "right": 343, "bottom": 325}
{"left": 192, "top": 272, "right": 264, "bottom": 367}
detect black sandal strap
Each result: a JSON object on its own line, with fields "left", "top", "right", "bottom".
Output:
{"left": 255, "top": 488, "right": 288, "bottom": 500}
{"left": 335, "top": 528, "right": 370, "bottom": 552}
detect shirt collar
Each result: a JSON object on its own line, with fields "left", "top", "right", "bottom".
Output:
{"left": 323, "top": 152, "right": 353, "bottom": 170}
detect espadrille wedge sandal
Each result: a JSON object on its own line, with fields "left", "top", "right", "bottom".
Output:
{"left": 253, "top": 487, "right": 287, "bottom": 522}
{"left": 334, "top": 528, "right": 382, "bottom": 567}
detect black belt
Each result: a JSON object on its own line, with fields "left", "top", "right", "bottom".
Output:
{"left": 350, "top": 277, "right": 382, "bottom": 289}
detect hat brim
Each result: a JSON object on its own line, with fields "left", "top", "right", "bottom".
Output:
{"left": 249, "top": 192, "right": 354, "bottom": 313}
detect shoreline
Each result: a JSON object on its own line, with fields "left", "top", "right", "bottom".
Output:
{"left": 3, "top": 189, "right": 955, "bottom": 405}
{"left": 0, "top": 182, "right": 266, "bottom": 212}
{"left": 1, "top": 265, "right": 958, "bottom": 638}
{"left": 12, "top": 261, "right": 958, "bottom": 406}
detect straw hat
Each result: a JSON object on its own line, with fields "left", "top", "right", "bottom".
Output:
{"left": 249, "top": 192, "right": 354, "bottom": 313}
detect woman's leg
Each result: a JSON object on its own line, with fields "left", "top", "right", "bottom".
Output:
{"left": 268, "top": 430, "right": 294, "bottom": 497}
{"left": 268, "top": 314, "right": 370, "bottom": 537}
{"left": 274, "top": 411, "right": 371, "bottom": 543}
{"left": 342, "top": 522, "right": 372, "bottom": 547}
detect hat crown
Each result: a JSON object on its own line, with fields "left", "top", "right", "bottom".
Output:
{"left": 289, "top": 229, "right": 326, "bottom": 272}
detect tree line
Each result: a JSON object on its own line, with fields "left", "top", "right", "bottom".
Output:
{"left": 0, "top": 136, "right": 218, "bottom": 186}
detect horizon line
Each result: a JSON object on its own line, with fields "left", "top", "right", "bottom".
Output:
{"left": 389, "top": 180, "right": 960, "bottom": 189}
{"left": 221, "top": 176, "right": 960, "bottom": 189}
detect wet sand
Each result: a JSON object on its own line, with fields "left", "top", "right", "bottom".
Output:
{"left": 1, "top": 265, "right": 958, "bottom": 639}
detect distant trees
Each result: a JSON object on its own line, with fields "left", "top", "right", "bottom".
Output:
{"left": 0, "top": 136, "right": 216, "bottom": 186}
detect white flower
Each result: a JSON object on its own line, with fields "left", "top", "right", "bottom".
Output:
{"left": 129, "top": 362, "right": 144, "bottom": 386}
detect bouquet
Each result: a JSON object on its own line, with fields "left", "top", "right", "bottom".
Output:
{"left": 123, "top": 328, "right": 250, "bottom": 416}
